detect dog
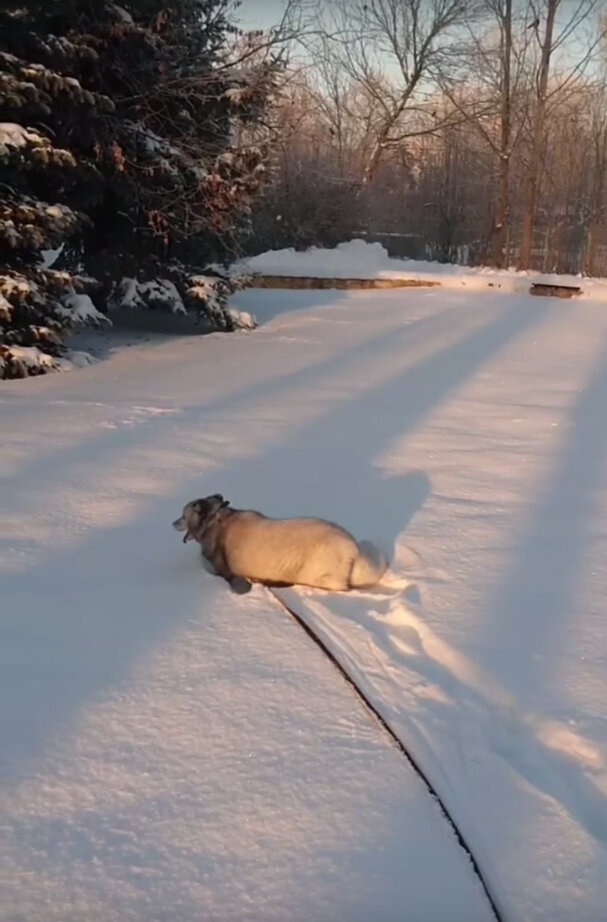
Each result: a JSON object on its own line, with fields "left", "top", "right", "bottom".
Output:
{"left": 172, "top": 493, "right": 388, "bottom": 594}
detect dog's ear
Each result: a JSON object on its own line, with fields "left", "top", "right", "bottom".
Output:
{"left": 211, "top": 493, "right": 224, "bottom": 504}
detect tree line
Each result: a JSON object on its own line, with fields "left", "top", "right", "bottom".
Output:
{"left": 252, "top": 0, "right": 607, "bottom": 274}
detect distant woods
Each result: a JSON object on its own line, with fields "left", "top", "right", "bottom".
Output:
{"left": 251, "top": 0, "right": 607, "bottom": 274}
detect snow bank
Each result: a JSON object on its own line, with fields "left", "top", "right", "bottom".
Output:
{"left": 226, "top": 306, "right": 257, "bottom": 330}
{"left": 236, "top": 238, "right": 607, "bottom": 299}
{"left": 64, "top": 349, "right": 97, "bottom": 369}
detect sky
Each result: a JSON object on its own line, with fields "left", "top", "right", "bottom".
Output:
{"left": 235, "top": 0, "right": 289, "bottom": 31}
{"left": 232, "top": 0, "right": 601, "bottom": 79}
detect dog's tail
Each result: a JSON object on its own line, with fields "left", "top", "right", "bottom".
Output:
{"left": 350, "top": 540, "right": 389, "bottom": 589}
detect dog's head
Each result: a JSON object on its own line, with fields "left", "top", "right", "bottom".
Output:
{"left": 172, "top": 494, "right": 229, "bottom": 544}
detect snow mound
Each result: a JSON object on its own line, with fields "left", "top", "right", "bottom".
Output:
{"left": 240, "top": 239, "right": 393, "bottom": 279}
{"left": 235, "top": 239, "right": 607, "bottom": 299}
{"left": 64, "top": 349, "right": 97, "bottom": 369}
{"left": 226, "top": 306, "right": 257, "bottom": 330}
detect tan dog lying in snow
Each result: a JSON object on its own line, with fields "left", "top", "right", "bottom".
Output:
{"left": 173, "top": 493, "right": 388, "bottom": 594}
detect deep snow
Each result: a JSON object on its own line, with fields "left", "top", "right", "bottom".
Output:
{"left": 2, "top": 283, "right": 607, "bottom": 921}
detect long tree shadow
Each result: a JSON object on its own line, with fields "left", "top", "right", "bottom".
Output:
{"left": 478, "top": 328, "right": 607, "bottom": 699}
{"left": 232, "top": 286, "right": 356, "bottom": 325}
{"left": 214, "top": 296, "right": 553, "bottom": 563}
{"left": 2, "top": 294, "right": 457, "bottom": 502}
{"left": 1, "top": 294, "right": 552, "bottom": 777}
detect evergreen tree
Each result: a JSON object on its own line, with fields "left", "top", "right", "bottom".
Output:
{"left": 1, "top": 1, "right": 278, "bottom": 377}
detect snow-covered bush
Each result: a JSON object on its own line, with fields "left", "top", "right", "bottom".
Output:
{"left": 0, "top": 268, "right": 109, "bottom": 378}
{"left": 109, "top": 266, "right": 256, "bottom": 331}
{"left": 110, "top": 278, "right": 187, "bottom": 316}
{"left": 184, "top": 269, "right": 255, "bottom": 330}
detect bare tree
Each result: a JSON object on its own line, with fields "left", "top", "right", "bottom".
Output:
{"left": 519, "top": 0, "right": 606, "bottom": 268}
{"left": 436, "top": 0, "right": 537, "bottom": 266}
{"left": 519, "top": 0, "right": 559, "bottom": 267}
{"left": 493, "top": 0, "right": 513, "bottom": 265}
{"left": 305, "top": 0, "right": 475, "bottom": 188}
{"left": 584, "top": 78, "right": 607, "bottom": 272}
{"left": 246, "top": 0, "right": 607, "bottom": 273}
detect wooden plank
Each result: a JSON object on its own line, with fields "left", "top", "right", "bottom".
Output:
{"left": 246, "top": 275, "right": 441, "bottom": 290}
{"left": 530, "top": 282, "right": 581, "bottom": 299}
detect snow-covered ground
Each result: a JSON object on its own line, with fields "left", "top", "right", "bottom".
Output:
{"left": 2, "top": 282, "right": 607, "bottom": 921}
{"left": 236, "top": 238, "right": 607, "bottom": 299}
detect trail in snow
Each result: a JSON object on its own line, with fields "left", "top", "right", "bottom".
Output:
{"left": 266, "top": 584, "right": 505, "bottom": 922}
{"left": 276, "top": 583, "right": 607, "bottom": 919}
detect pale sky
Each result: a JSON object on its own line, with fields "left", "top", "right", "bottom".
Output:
{"left": 235, "top": 0, "right": 289, "bottom": 31}
{"left": 233, "top": 0, "right": 600, "bottom": 77}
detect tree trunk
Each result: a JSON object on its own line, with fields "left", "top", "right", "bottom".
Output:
{"left": 360, "top": 77, "right": 420, "bottom": 189}
{"left": 492, "top": 0, "right": 512, "bottom": 268}
{"left": 519, "top": 0, "right": 559, "bottom": 269}
{"left": 361, "top": 136, "right": 387, "bottom": 188}
{"left": 584, "top": 226, "right": 596, "bottom": 276}
{"left": 585, "top": 125, "right": 607, "bottom": 275}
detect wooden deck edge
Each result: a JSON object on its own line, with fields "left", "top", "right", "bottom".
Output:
{"left": 529, "top": 282, "right": 582, "bottom": 299}
{"left": 245, "top": 275, "right": 442, "bottom": 290}
{"left": 243, "top": 274, "right": 587, "bottom": 298}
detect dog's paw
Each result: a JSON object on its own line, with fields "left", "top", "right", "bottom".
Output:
{"left": 229, "top": 576, "right": 252, "bottom": 594}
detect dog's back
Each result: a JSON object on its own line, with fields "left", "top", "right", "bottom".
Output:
{"left": 221, "top": 510, "right": 387, "bottom": 591}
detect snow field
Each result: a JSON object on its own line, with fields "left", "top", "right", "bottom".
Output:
{"left": 2, "top": 281, "right": 607, "bottom": 920}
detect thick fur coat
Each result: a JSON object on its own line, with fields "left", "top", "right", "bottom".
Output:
{"left": 173, "top": 494, "right": 388, "bottom": 593}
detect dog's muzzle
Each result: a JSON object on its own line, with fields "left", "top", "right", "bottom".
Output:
{"left": 173, "top": 517, "right": 194, "bottom": 543}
